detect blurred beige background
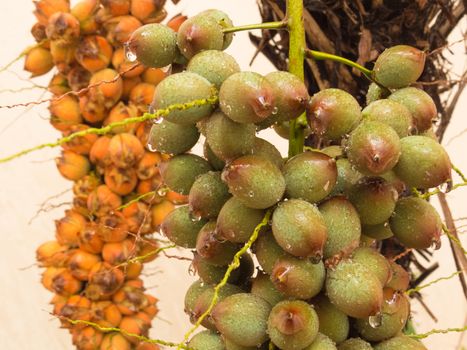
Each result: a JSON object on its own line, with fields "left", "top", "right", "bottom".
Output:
{"left": 0, "top": 1, "right": 465, "bottom": 349}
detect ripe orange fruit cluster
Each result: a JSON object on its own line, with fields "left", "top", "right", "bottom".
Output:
{"left": 28, "top": 1, "right": 186, "bottom": 348}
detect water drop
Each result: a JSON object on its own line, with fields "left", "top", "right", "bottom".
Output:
{"left": 323, "top": 180, "right": 331, "bottom": 192}
{"left": 271, "top": 106, "right": 279, "bottom": 115}
{"left": 439, "top": 180, "right": 453, "bottom": 194}
{"left": 157, "top": 187, "right": 168, "bottom": 197}
{"left": 189, "top": 210, "right": 202, "bottom": 222}
{"left": 161, "top": 64, "right": 172, "bottom": 74}
{"left": 124, "top": 43, "right": 137, "bottom": 62}
{"left": 147, "top": 142, "right": 157, "bottom": 152}
{"left": 188, "top": 262, "right": 196, "bottom": 276}
{"left": 368, "top": 313, "right": 383, "bottom": 328}
{"left": 431, "top": 238, "right": 442, "bottom": 250}
{"left": 248, "top": 190, "right": 254, "bottom": 198}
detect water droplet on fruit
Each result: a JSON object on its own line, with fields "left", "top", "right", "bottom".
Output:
{"left": 157, "top": 187, "right": 168, "bottom": 197}
{"left": 439, "top": 180, "right": 453, "bottom": 194}
{"left": 248, "top": 190, "right": 254, "bottom": 198}
{"left": 161, "top": 64, "right": 172, "bottom": 74}
{"left": 271, "top": 106, "right": 279, "bottom": 115}
{"left": 124, "top": 43, "right": 137, "bottom": 62}
{"left": 189, "top": 211, "right": 202, "bottom": 222}
{"left": 369, "top": 313, "right": 383, "bottom": 328}
{"left": 431, "top": 238, "right": 442, "bottom": 250}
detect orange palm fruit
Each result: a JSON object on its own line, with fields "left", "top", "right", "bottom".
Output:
{"left": 34, "top": 0, "right": 70, "bottom": 25}
{"left": 41, "top": 267, "right": 63, "bottom": 291}
{"left": 87, "top": 185, "right": 122, "bottom": 217}
{"left": 141, "top": 67, "right": 166, "bottom": 86}
{"left": 135, "top": 175, "right": 162, "bottom": 204}
{"left": 151, "top": 200, "right": 175, "bottom": 228}
{"left": 71, "top": 0, "right": 99, "bottom": 35}
{"left": 46, "top": 12, "right": 81, "bottom": 43}
{"left": 137, "top": 343, "right": 160, "bottom": 350}
{"left": 69, "top": 249, "right": 102, "bottom": 280}
{"left": 122, "top": 201, "right": 153, "bottom": 234}
{"left": 130, "top": 0, "right": 165, "bottom": 23}
{"left": 119, "top": 315, "right": 149, "bottom": 344}
{"left": 143, "top": 294, "right": 158, "bottom": 318}
{"left": 112, "top": 47, "right": 145, "bottom": 78}
{"left": 113, "top": 284, "right": 148, "bottom": 315}
{"left": 49, "top": 95, "right": 82, "bottom": 131}
{"left": 51, "top": 268, "right": 83, "bottom": 296}
{"left": 100, "top": 333, "right": 131, "bottom": 350}
{"left": 73, "top": 173, "right": 101, "bottom": 199}
{"left": 56, "top": 150, "right": 91, "bottom": 181}
{"left": 136, "top": 121, "right": 152, "bottom": 150}
{"left": 135, "top": 238, "right": 159, "bottom": 263}
{"left": 59, "top": 295, "right": 92, "bottom": 321}
{"left": 49, "top": 40, "right": 76, "bottom": 73}
{"left": 104, "top": 15, "right": 142, "bottom": 46}
{"left": 67, "top": 64, "right": 91, "bottom": 91}
{"left": 101, "top": 0, "right": 131, "bottom": 16}
{"left": 108, "top": 133, "right": 145, "bottom": 168}
{"left": 55, "top": 209, "right": 87, "bottom": 246}
{"left": 76, "top": 35, "right": 113, "bottom": 72}
{"left": 48, "top": 73, "right": 71, "bottom": 95}
{"left": 97, "top": 212, "right": 129, "bottom": 243}
{"left": 165, "top": 190, "right": 188, "bottom": 205}
{"left": 122, "top": 76, "right": 142, "bottom": 101}
{"left": 104, "top": 166, "right": 138, "bottom": 196}
{"left": 103, "top": 102, "right": 139, "bottom": 134}
{"left": 24, "top": 46, "right": 54, "bottom": 77}
{"left": 166, "top": 13, "right": 187, "bottom": 32}
{"left": 62, "top": 124, "right": 98, "bottom": 155}
{"left": 79, "top": 94, "right": 109, "bottom": 123}
{"left": 125, "top": 261, "right": 143, "bottom": 279}
{"left": 73, "top": 196, "right": 91, "bottom": 216}
{"left": 89, "top": 136, "right": 112, "bottom": 168}
{"left": 129, "top": 82, "right": 156, "bottom": 114}
{"left": 79, "top": 222, "right": 105, "bottom": 254}
{"left": 102, "top": 239, "right": 134, "bottom": 265}
{"left": 89, "top": 68, "right": 123, "bottom": 106}
{"left": 72, "top": 326, "right": 103, "bottom": 350}
{"left": 31, "top": 22, "right": 47, "bottom": 42}
{"left": 36, "top": 240, "right": 70, "bottom": 267}
{"left": 86, "top": 262, "right": 125, "bottom": 300}
{"left": 92, "top": 301, "right": 123, "bottom": 327}
{"left": 136, "top": 152, "right": 161, "bottom": 180}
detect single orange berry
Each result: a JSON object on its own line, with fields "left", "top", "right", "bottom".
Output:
{"left": 56, "top": 150, "right": 91, "bottom": 181}
{"left": 79, "top": 222, "right": 105, "bottom": 254}
{"left": 87, "top": 185, "right": 122, "bottom": 217}
{"left": 151, "top": 200, "right": 175, "bottom": 228}
{"left": 76, "top": 35, "right": 113, "bottom": 72}
{"left": 24, "top": 46, "right": 54, "bottom": 77}
{"left": 62, "top": 124, "right": 98, "bottom": 155}
{"left": 55, "top": 209, "right": 87, "bottom": 247}
{"left": 49, "top": 95, "right": 82, "bottom": 131}
{"left": 108, "top": 133, "right": 145, "bottom": 168}
{"left": 69, "top": 249, "right": 102, "bottom": 281}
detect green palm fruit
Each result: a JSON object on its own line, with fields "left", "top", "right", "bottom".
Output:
{"left": 219, "top": 72, "right": 275, "bottom": 124}
{"left": 125, "top": 24, "right": 177, "bottom": 68}
{"left": 271, "top": 256, "right": 325, "bottom": 300}
{"left": 212, "top": 293, "right": 272, "bottom": 347}
{"left": 337, "top": 338, "right": 372, "bottom": 350}
{"left": 325, "top": 259, "right": 383, "bottom": 319}
{"left": 258, "top": 71, "right": 309, "bottom": 128}
{"left": 196, "top": 221, "right": 239, "bottom": 266}
{"left": 307, "top": 88, "right": 361, "bottom": 141}
{"left": 362, "top": 222, "right": 394, "bottom": 240}
{"left": 362, "top": 99, "right": 413, "bottom": 138}
{"left": 216, "top": 197, "right": 266, "bottom": 243}
{"left": 356, "top": 289, "right": 410, "bottom": 342}
{"left": 351, "top": 247, "right": 392, "bottom": 286}
{"left": 159, "top": 154, "right": 212, "bottom": 195}
{"left": 189, "top": 171, "right": 231, "bottom": 220}
{"left": 272, "top": 199, "right": 327, "bottom": 260}
{"left": 225, "top": 339, "right": 268, "bottom": 350}
{"left": 305, "top": 333, "right": 337, "bottom": 350}
{"left": 319, "top": 197, "right": 361, "bottom": 259}
{"left": 346, "top": 120, "right": 401, "bottom": 175}
{"left": 394, "top": 135, "right": 451, "bottom": 189}
{"left": 390, "top": 196, "right": 442, "bottom": 249}
{"left": 161, "top": 205, "right": 207, "bottom": 248}
{"left": 253, "top": 231, "right": 290, "bottom": 274}
{"left": 330, "top": 158, "right": 363, "bottom": 196}
{"left": 283, "top": 151, "right": 337, "bottom": 203}
{"left": 268, "top": 300, "right": 319, "bottom": 350}
{"left": 221, "top": 155, "right": 286, "bottom": 209}
{"left": 385, "top": 261, "right": 410, "bottom": 292}
{"left": 366, "top": 82, "right": 390, "bottom": 105}
{"left": 151, "top": 72, "right": 215, "bottom": 125}
{"left": 373, "top": 335, "right": 427, "bottom": 350}
{"left": 148, "top": 120, "right": 200, "bottom": 155}
{"left": 205, "top": 111, "right": 256, "bottom": 162}
{"left": 204, "top": 142, "right": 226, "bottom": 170}
{"left": 348, "top": 177, "right": 398, "bottom": 225}
{"left": 184, "top": 280, "right": 212, "bottom": 318}
{"left": 252, "top": 137, "right": 284, "bottom": 169}
{"left": 250, "top": 271, "right": 285, "bottom": 306}
{"left": 388, "top": 87, "right": 436, "bottom": 132}
{"left": 187, "top": 50, "right": 240, "bottom": 89}
{"left": 188, "top": 330, "right": 226, "bottom": 350}
{"left": 373, "top": 45, "right": 426, "bottom": 88}
{"left": 200, "top": 9, "right": 234, "bottom": 49}
{"left": 192, "top": 253, "right": 241, "bottom": 285}
{"left": 311, "top": 294, "right": 349, "bottom": 344}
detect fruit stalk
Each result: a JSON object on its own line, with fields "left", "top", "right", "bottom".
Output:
{"left": 222, "top": 21, "right": 287, "bottom": 34}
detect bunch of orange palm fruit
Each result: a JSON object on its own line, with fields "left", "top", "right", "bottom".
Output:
{"left": 27, "top": 1, "right": 187, "bottom": 348}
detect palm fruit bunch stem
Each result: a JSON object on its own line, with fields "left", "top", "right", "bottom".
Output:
{"left": 120, "top": 0, "right": 464, "bottom": 348}
{"left": 28, "top": 1, "right": 187, "bottom": 349}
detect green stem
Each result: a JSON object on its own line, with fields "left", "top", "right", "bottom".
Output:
{"left": 305, "top": 49, "right": 373, "bottom": 79}
{"left": 287, "top": 0, "right": 306, "bottom": 157}
{"left": 223, "top": 21, "right": 287, "bottom": 34}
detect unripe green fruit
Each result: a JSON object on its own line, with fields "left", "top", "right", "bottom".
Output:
{"left": 346, "top": 120, "right": 401, "bottom": 175}
{"left": 351, "top": 247, "right": 392, "bottom": 286}
{"left": 177, "top": 15, "right": 225, "bottom": 59}
{"left": 253, "top": 231, "right": 290, "bottom": 274}
{"left": 251, "top": 272, "right": 285, "bottom": 306}
{"left": 252, "top": 137, "right": 284, "bottom": 169}
{"left": 366, "top": 82, "right": 390, "bottom": 105}
{"left": 159, "top": 154, "right": 212, "bottom": 195}
{"left": 330, "top": 158, "right": 362, "bottom": 196}
{"left": 222, "top": 155, "right": 286, "bottom": 209}
{"left": 200, "top": 9, "right": 234, "bottom": 49}
{"left": 305, "top": 333, "right": 337, "bottom": 350}
{"left": 325, "top": 259, "right": 383, "bottom": 319}
{"left": 311, "top": 294, "right": 349, "bottom": 344}
{"left": 188, "top": 330, "right": 226, "bottom": 350}
{"left": 212, "top": 293, "right": 272, "bottom": 347}
{"left": 356, "top": 289, "right": 410, "bottom": 342}
{"left": 272, "top": 199, "right": 327, "bottom": 260}
{"left": 362, "top": 222, "right": 394, "bottom": 240}
{"left": 362, "top": 99, "right": 413, "bottom": 138}
{"left": 337, "top": 338, "right": 372, "bottom": 350}
{"left": 225, "top": 339, "right": 268, "bottom": 350}
{"left": 390, "top": 196, "right": 442, "bottom": 249}
{"left": 187, "top": 50, "right": 240, "bottom": 89}
{"left": 373, "top": 45, "right": 426, "bottom": 89}
{"left": 388, "top": 87, "right": 436, "bottom": 132}
{"left": 126, "top": 24, "right": 177, "bottom": 68}
{"left": 307, "top": 88, "right": 362, "bottom": 141}
{"left": 219, "top": 72, "right": 275, "bottom": 124}
{"left": 268, "top": 300, "right": 319, "bottom": 350}
{"left": 192, "top": 253, "right": 241, "bottom": 285}
{"left": 385, "top": 261, "right": 410, "bottom": 292}
{"left": 184, "top": 279, "right": 212, "bottom": 317}
{"left": 258, "top": 71, "right": 309, "bottom": 128}
{"left": 161, "top": 206, "right": 207, "bottom": 248}
{"left": 205, "top": 111, "right": 256, "bottom": 162}
{"left": 373, "top": 335, "right": 427, "bottom": 350}
{"left": 283, "top": 151, "right": 337, "bottom": 204}
{"left": 394, "top": 135, "right": 451, "bottom": 189}
{"left": 189, "top": 171, "right": 231, "bottom": 219}
{"left": 148, "top": 120, "right": 200, "bottom": 155}
{"left": 271, "top": 256, "right": 325, "bottom": 300}
{"left": 319, "top": 197, "right": 361, "bottom": 259}
{"left": 204, "top": 142, "right": 226, "bottom": 170}
{"left": 151, "top": 72, "right": 214, "bottom": 125}
{"left": 196, "top": 221, "right": 239, "bottom": 266}
{"left": 348, "top": 177, "right": 398, "bottom": 225}
{"left": 217, "top": 197, "right": 266, "bottom": 243}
